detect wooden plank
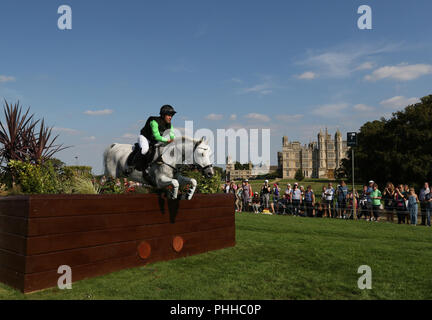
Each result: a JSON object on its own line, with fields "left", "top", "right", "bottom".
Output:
{"left": 26, "top": 215, "right": 235, "bottom": 255}
{"left": 0, "top": 197, "right": 29, "bottom": 218}
{"left": 25, "top": 241, "right": 137, "bottom": 274}
{"left": 26, "top": 193, "right": 235, "bottom": 218}
{"left": 0, "top": 265, "right": 24, "bottom": 292}
{"left": 26, "top": 205, "right": 233, "bottom": 236}
{"left": 25, "top": 225, "right": 235, "bottom": 273}
{"left": 0, "top": 232, "right": 27, "bottom": 255}
{"left": 23, "top": 234, "right": 235, "bottom": 293}
{"left": 0, "top": 215, "right": 28, "bottom": 236}
{"left": 0, "top": 249, "right": 26, "bottom": 273}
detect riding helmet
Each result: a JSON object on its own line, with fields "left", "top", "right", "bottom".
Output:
{"left": 160, "top": 105, "right": 177, "bottom": 116}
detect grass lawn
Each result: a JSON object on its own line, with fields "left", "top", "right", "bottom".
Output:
{"left": 1, "top": 213, "right": 431, "bottom": 300}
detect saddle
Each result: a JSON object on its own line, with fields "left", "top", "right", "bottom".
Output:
{"left": 126, "top": 143, "right": 156, "bottom": 172}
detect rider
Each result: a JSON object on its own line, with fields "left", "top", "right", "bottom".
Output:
{"left": 127, "top": 105, "right": 176, "bottom": 178}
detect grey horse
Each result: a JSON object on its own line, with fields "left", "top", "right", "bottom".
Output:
{"left": 103, "top": 136, "right": 214, "bottom": 200}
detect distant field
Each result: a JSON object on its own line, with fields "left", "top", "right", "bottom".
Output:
{"left": 1, "top": 213, "right": 431, "bottom": 300}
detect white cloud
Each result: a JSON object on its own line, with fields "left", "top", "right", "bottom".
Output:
{"left": 379, "top": 96, "right": 420, "bottom": 109}
{"left": 353, "top": 104, "right": 374, "bottom": 112}
{"left": 244, "top": 113, "right": 270, "bottom": 122}
{"left": 122, "top": 133, "right": 136, "bottom": 139}
{"left": 239, "top": 83, "right": 273, "bottom": 95}
{"left": 205, "top": 113, "right": 223, "bottom": 120}
{"left": 311, "top": 103, "right": 349, "bottom": 118}
{"left": 52, "top": 127, "right": 80, "bottom": 135}
{"left": 83, "top": 136, "right": 96, "bottom": 141}
{"left": 0, "top": 75, "right": 16, "bottom": 83}
{"left": 299, "top": 43, "right": 401, "bottom": 78}
{"left": 84, "top": 109, "right": 114, "bottom": 116}
{"left": 276, "top": 114, "right": 304, "bottom": 121}
{"left": 229, "top": 114, "right": 237, "bottom": 120}
{"left": 296, "top": 71, "right": 317, "bottom": 80}
{"left": 355, "top": 62, "right": 375, "bottom": 71}
{"left": 365, "top": 64, "right": 432, "bottom": 81}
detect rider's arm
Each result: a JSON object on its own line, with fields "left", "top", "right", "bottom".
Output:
{"left": 169, "top": 125, "right": 175, "bottom": 140}
{"left": 150, "top": 120, "right": 168, "bottom": 143}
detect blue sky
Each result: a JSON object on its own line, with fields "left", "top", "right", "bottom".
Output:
{"left": 1, "top": 0, "right": 431, "bottom": 173}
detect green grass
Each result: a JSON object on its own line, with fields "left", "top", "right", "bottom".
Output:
{"left": 1, "top": 214, "right": 431, "bottom": 300}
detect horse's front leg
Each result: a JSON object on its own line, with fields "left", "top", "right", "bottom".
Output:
{"left": 155, "top": 174, "right": 179, "bottom": 200}
{"left": 177, "top": 175, "right": 197, "bottom": 200}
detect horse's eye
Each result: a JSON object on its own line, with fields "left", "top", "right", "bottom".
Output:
{"left": 201, "top": 153, "right": 204, "bottom": 157}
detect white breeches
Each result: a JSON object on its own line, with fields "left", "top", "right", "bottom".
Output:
{"left": 138, "top": 135, "right": 149, "bottom": 155}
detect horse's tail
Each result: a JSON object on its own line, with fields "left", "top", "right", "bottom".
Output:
{"left": 103, "top": 144, "right": 116, "bottom": 177}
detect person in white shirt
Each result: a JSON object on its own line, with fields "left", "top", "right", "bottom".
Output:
{"left": 291, "top": 183, "right": 302, "bottom": 216}
{"left": 324, "top": 183, "right": 334, "bottom": 218}
{"left": 285, "top": 183, "right": 292, "bottom": 214}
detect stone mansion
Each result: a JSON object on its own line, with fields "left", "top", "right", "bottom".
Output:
{"left": 277, "top": 129, "right": 349, "bottom": 179}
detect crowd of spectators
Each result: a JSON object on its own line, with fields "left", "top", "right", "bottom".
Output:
{"left": 222, "top": 179, "right": 432, "bottom": 227}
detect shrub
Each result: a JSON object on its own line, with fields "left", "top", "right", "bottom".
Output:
{"left": 7, "top": 160, "right": 61, "bottom": 194}
{"left": 295, "top": 169, "right": 305, "bottom": 181}
{"left": 181, "top": 168, "right": 222, "bottom": 194}
{"left": 68, "top": 176, "right": 99, "bottom": 194}
{"left": 99, "top": 177, "right": 125, "bottom": 194}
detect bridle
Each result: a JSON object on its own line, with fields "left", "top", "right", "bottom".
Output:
{"left": 192, "top": 140, "right": 213, "bottom": 172}
{"left": 157, "top": 139, "right": 213, "bottom": 173}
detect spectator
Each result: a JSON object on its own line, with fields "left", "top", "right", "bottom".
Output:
{"left": 321, "top": 185, "right": 327, "bottom": 217}
{"left": 347, "top": 188, "right": 359, "bottom": 219}
{"left": 251, "top": 192, "right": 261, "bottom": 213}
{"left": 404, "top": 184, "right": 410, "bottom": 210}
{"left": 419, "top": 182, "right": 430, "bottom": 226}
{"left": 358, "top": 185, "right": 370, "bottom": 220}
{"left": 242, "top": 179, "right": 252, "bottom": 212}
{"left": 336, "top": 180, "right": 348, "bottom": 219}
{"left": 370, "top": 183, "right": 382, "bottom": 222}
{"left": 315, "top": 202, "right": 323, "bottom": 218}
{"left": 223, "top": 180, "right": 231, "bottom": 193}
{"left": 261, "top": 180, "right": 271, "bottom": 210}
{"left": 366, "top": 180, "right": 374, "bottom": 218}
{"left": 425, "top": 188, "right": 432, "bottom": 227}
{"left": 291, "top": 183, "right": 302, "bottom": 216}
{"left": 383, "top": 182, "right": 395, "bottom": 222}
{"left": 394, "top": 184, "right": 408, "bottom": 224}
{"left": 300, "top": 185, "right": 306, "bottom": 215}
{"left": 235, "top": 183, "right": 243, "bottom": 212}
{"left": 304, "top": 185, "right": 315, "bottom": 217}
{"left": 323, "top": 183, "right": 334, "bottom": 218}
{"left": 271, "top": 183, "right": 280, "bottom": 214}
{"left": 407, "top": 187, "right": 419, "bottom": 226}
{"left": 285, "top": 183, "right": 293, "bottom": 214}
{"left": 229, "top": 181, "right": 237, "bottom": 195}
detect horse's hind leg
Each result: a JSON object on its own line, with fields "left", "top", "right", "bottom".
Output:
{"left": 156, "top": 174, "right": 179, "bottom": 199}
{"left": 177, "top": 175, "right": 197, "bottom": 200}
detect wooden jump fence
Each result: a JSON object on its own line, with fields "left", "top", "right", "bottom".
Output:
{"left": 0, "top": 193, "right": 235, "bottom": 293}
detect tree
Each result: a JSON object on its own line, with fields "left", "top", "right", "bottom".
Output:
{"left": 0, "top": 100, "right": 68, "bottom": 165}
{"left": 340, "top": 94, "right": 432, "bottom": 188}
{"left": 295, "top": 168, "right": 305, "bottom": 181}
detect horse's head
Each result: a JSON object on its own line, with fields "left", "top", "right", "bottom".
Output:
{"left": 193, "top": 137, "right": 214, "bottom": 178}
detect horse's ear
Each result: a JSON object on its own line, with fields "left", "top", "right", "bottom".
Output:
{"left": 201, "top": 136, "right": 206, "bottom": 143}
